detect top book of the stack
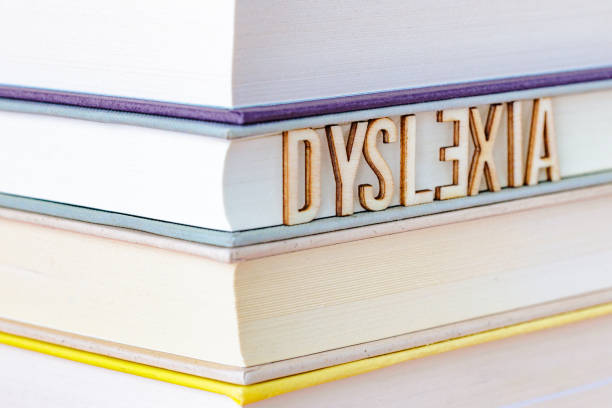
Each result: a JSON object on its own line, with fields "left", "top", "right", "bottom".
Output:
{"left": 2, "top": 0, "right": 612, "bottom": 123}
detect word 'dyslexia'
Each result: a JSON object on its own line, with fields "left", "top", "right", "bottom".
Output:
{"left": 283, "top": 98, "right": 560, "bottom": 225}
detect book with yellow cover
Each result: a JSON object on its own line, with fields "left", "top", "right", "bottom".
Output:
{"left": 2, "top": 304, "right": 612, "bottom": 407}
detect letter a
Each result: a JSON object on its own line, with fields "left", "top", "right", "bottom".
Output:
{"left": 525, "top": 98, "right": 560, "bottom": 185}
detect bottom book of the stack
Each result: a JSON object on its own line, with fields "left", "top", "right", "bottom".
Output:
{"left": 2, "top": 303, "right": 611, "bottom": 407}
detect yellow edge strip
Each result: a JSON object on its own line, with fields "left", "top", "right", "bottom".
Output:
{"left": 2, "top": 302, "right": 612, "bottom": 406}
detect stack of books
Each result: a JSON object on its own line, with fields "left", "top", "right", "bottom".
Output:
{"left": 2, "top": 1, "right": 612, "bottom": 406}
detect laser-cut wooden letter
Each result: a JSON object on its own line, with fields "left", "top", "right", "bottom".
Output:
{"left": 400, "top": 115, "right": 433, "bottom": 206}
{"left": 467, "top": 104, "right": 502, "bottom": 196}
{"left": 507, "top": 101, "right": 524, "bottom": 187}
{"left": 359, "top": 118, "right": 397, "bottom": 211}
{"left": 282, "top": 128, "right": 322, "bottom": 225}
{"left": 435, "top": 108, "right": 469, "bottom": 200}
{"left": 525, "top": 98, "right": 561, "bottom": 185}
{"left": 326, "top": 122, "right": 368, "bottom": 216}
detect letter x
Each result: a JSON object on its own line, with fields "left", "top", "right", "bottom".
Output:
{"left": 468, "top": 104, "right": 502, "bottom": 196}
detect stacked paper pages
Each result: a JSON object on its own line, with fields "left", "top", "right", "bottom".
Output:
{"left": 2, "top": 1, "right": 612, "bottom": 406}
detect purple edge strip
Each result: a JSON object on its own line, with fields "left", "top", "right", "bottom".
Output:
{"left": 1, "top": 66, "right": 612, "bottom": 125}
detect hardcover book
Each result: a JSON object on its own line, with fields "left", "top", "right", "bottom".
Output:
{"left": 2, "top": 1, "right": 612, "bottom": 406}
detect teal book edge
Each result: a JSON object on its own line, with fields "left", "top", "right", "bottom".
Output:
{"left": 1, "top": 171, "right": 611, "bottom": 248}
